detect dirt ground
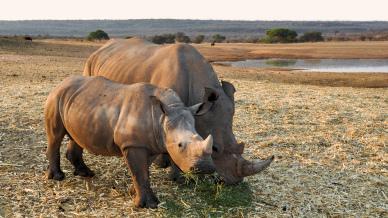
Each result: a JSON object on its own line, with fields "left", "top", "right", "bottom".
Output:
{"left": 0, "top": 39, "right": 387, "bottom": 217}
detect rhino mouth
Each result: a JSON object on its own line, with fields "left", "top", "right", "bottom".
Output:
{"left": 213, "top": 154, "right": 275, "bottom": 185}
{"left": 190, "top": 159, "right": 216, "bottom": 174}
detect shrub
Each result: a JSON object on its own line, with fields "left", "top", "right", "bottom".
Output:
{"left": 175, "top": 32, "right": 191, "bottom": 43}
{"left": 192, "top": 35, "right": 205, "bottom": 44}
{"left": 163, "top": 34, "right": 176, "bottom": 43}
{"left": 87, "top": 29, "right": 109, "bottom": 41}
{"left": 212, "top": 34, "right": 226, "bottom": 43}
{"left": 336, "top": 36, "right": 350, "bottom": 41}
{"left": 244, "top": 36, "right": 261, "bottom": 43}
{"left": 263, "top": 28, "right": 297, "bottom": 43}
{"left": 299, "top": 31, "right": 324, "bottom": 42}
{"left": 151, "top": 34, "right": 176, "bottom": 44}
{"left": 151, "top": 35, "right": 165, "bottom": 44}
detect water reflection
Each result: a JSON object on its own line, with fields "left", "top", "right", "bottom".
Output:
{"left": 219, "top": 58, "right": 388, "bottom": 73}
{"left": 265, "top": 59, "right": 297, "bottom": 67}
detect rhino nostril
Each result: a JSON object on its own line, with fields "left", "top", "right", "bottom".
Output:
{"left": 212, "top": 146, "right": 218, "bottom": 152}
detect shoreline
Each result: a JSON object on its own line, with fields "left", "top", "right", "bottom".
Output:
{"left": 214, "top": 65, "right": 388, "bottom": 88}
{"left": 194, "top": 41, "right": 388, "bottom": 62}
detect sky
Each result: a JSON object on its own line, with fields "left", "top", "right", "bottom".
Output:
{"left": 1, "top": 0, "right": 388, "bottom": 21}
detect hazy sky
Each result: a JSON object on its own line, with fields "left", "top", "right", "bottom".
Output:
{"left": 1, "top": 0, "right": 388, "bottom": 21}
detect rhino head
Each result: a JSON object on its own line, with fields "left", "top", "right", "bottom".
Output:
{"left": 194, "top": 81, "right": 274, "bottom": 184}
{"left": 151, "top": 96, "right": 215, "bottom": 174}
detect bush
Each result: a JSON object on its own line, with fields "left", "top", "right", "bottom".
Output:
{"left": 212, "top": 34, "right": 226, "bottom": 43}
{"left": 335, "top": 36, "right": 350, "bottom": 41}
{"left": 263, "top": 28, "right": 297, "bottom": 43}
{"left": 151, "top": 35, "right": 166, "bottom": 44}
{"left": 87, "top": 29, "right": 109, "bottom": 41}
{"left": 299, "top": 31, "right": 324, "bottom": 42}
{"left": 163, "top": 34, "right": 176, "bottom": 43}
{"left": 151, "top": 34, "right": 176, "bottom": 44}
{"left": 244, "top": 36, "right": 261, "bottom": 43}
{"left": 359, "top": 35, "right": 366, "bottom": 41}
{"left": 175, "top": 32, "right": 191, "bottom": 43}
{"left": 192, "top": 35, "right": 205, "bottom": 44}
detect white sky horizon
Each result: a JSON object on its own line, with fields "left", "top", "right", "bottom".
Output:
{"left": 1, "top": 0, "right": 388, "bottom": 21}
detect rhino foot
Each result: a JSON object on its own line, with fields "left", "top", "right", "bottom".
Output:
{"left": 73, "top": 166, "right": 95, "bottom": 178}
{"left": 47, "top": 169, "right": 65, "bottom": 181}
{"left": 134, "top": 191, "right": 160, "bottom": 208}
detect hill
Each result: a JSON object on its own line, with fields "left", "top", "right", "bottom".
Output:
{"left": 1, "top": 19, "right": 388, "bottom": 38}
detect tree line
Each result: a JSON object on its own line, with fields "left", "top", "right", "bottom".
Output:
{"left": 147, "top": 32, "right": 226, "bottom": 44}
{"left": 86, "top": 28, "right": 328, "bottom": 44}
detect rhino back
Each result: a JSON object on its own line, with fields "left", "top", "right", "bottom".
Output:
{"left": 84, "top": 38, "right": 222, "bottom": 106}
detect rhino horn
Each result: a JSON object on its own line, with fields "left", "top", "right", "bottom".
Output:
{"left": 240, "top": 155, "right": 274, "bottom": 177}
{"left": 202, "top": 135, "right": 213, "bottom": 155}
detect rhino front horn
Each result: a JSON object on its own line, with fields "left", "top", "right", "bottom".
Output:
{"left": 241, "top": 155, "right": 274, "bottom": 177}
{"left": 203, "top": 135, "right": 213, "bottom": 155}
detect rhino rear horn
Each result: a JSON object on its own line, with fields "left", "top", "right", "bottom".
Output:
{"left": 240, "top": 155, "right": 274, "bottom": 177}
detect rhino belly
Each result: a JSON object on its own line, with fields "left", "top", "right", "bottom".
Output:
{"left": 63, "top": 105, "right": 122, "bottom": 157}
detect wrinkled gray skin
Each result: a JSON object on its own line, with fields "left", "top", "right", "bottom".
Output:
{"left": 83, "top": 38, "right": 274, "bottom": 184}
{"left": 44, "top": 76, "right": 215, "bottom": 208}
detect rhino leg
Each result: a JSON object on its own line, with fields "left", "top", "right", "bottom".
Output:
{"left": 45, "top": 115, "right": 66, "bottom": 181}
{"left": 154, "top": 155, "right": 184, "bottom": 183}
{"left": 169, "top": 161, "right": 185, "bottom": 183}
{"left": 66, "top": 140, "right": 94, "bottom": 177}
{"left": 153, "top": 154, "right": 171, "bottom": 168}
{"left": 123, "top": 147, "right": 159, "bottom": 208}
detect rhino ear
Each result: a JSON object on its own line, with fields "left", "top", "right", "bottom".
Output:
{"left": 192, "top": 87, "right": 218, "bottom": 116}
{"left": 189, "top": 103, "right": 206, "bottom": 116}
{"left": 221, "top": 81, "right": 236, "bottom": 101}
{"left": 204, "top": 87, "right": 219, "bottom": 102}
{"left": 150, "top": 96, "right": 170, "bottom": 115}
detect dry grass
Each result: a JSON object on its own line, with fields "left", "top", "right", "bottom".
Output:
{"left": 0, "top": 37, "right": 99, "bottom": 58}
{"left": 0, "top": 39, "right": 387, "bottom": 217}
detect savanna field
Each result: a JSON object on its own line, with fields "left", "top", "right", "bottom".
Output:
{"left": 0, "top": 39, "right": 387, "bottom": 217}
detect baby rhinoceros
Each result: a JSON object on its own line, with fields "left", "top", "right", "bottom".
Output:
{"left": 44, "top": 76, "right": 215, "bottom": 208}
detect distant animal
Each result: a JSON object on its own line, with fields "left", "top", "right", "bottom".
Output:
{"left": 24, "top": 36, "right": 32, "bottom": 42}
{"left": 211, "top": 41, "right": 215, "bottom": 46}
{"left": 83, "top": 38, "right": 274, "bottom": 185}
{"left": 45, "top": 76, "right": 215, "bottom": 208}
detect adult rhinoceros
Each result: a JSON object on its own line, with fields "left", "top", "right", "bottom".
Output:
{"left": 83, "top": 38, "right": 274, "bottom": 184}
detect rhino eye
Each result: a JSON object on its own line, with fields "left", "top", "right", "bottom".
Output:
{"left": 178, "top": 143, "right": 183, "bottom": 148}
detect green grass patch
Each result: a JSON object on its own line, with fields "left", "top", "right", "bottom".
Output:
{"left": 162, "top": 175, "right": 253, "bottom": 217}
